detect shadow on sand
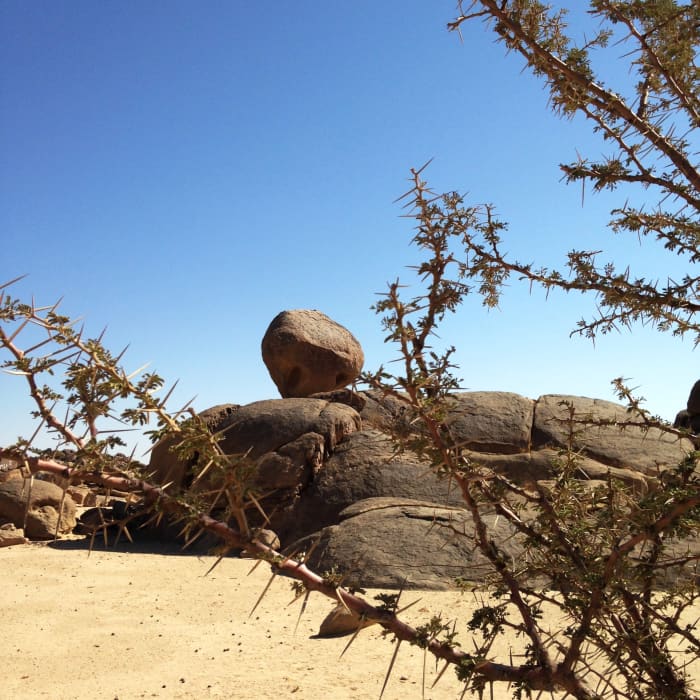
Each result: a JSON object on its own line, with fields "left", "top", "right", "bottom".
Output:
{"left": 46, "top": 525, "right": 236, "bottom": 557}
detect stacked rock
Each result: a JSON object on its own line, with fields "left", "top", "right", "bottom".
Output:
{"left": 261, "top": 309, "right": 364, "bottom": 398}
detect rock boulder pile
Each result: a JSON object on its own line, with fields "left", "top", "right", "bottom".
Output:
{"left": 2, "top": 310, "right": 697, "bottom": 590}
{"left": 142, "top": 311, "right": 698, "bottom": 588}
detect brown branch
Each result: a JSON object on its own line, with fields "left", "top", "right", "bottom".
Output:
{"left": 614, "top": 494, "right": 700, "bottom": 561}
{"left": 0, "top": 322, "right": 86, "bottom": 449}
{"left": 461, "top": 236, "right": 700, "bottom": 322}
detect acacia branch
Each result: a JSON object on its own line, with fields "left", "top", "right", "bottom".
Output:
{"left": 459, "top": 236, "right": 700, "bottom": 335}
{"left": 0, "top": 299, "right": 257, "bottom": 540}
{"left": 451, "top": 1, "right": 700, "bottom": 195}
{"left": 0, "top": 322, "right": 86, "bottom": 449}
{"left": 603, "top": 2, "right": 700, "bottom": 128}
{"left": 564, "top": 100, "right": 699, "bottom": 208}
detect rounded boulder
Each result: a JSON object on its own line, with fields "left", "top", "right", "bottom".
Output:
{"left": 261, "top": 310, "right": 364, "bottom": 398}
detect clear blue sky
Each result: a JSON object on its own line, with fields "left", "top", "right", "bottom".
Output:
{"left": 1, "top": 1, "right": 696, "bottom": 456}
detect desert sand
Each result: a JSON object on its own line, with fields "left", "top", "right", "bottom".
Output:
{"left": 3, "top": 539, "right": 699, "bottom": 700}
{"left": 2, "top": 539, "right": 492, "bottom": 700}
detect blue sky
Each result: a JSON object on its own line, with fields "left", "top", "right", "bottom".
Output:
{"left": 1, "top": 1, "right": 696, "bottom": 456}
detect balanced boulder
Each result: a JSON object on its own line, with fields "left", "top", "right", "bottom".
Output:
{"left": 261, "top": 310, "right": 364, "bottom": 398}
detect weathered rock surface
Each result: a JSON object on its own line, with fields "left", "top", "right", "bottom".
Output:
{"left": 463, "top": 448, "right": 650, "bottom": 493}
{"left": 360, "top": 390, "right": 534, "bottom": 453}
{"left": 66, "top": 484, "right": 109, "bottom": 507}
{"left": 299, "top": 493, "right": 698, "bottom": 591}
{"left": 261, "top": 310, "right": 364, "bottom": 398}
{"left": 533, "top": 394, "right": 693, "bottom": 474}
{"left": 148, "top": 398, "right": 362, "bottom": 536}
{"left": 0, "top": 457, "right": 21, "bottom": 483}
{"left": 213, "top": 398, "right": 360, "bottom": 458}
{"left": 150, "top": 398, "right": 361, "bottom": 494}
{"left": 0, "top": 479, "right": 76, "bottom": 539}
{"left": 287, "top": 429, "right": 464, "bottom": 541}
{"left": 446, "top": 391, "right": 534, "bottom": 453}
{"left": 359, "top": 389, "right": 412, "bottom": 433}
{"left": 301, "top": 497, "right": 525, "bottom": 590}
{"left": 309, "top": 388, "right": 367, "bottom": 412}
{"left": 360, "top": 390, "right": 683, "bottom": 483}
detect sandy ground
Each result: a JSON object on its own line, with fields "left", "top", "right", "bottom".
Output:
{"left": 3, "top": 539, "right": 699, "bottom": 700}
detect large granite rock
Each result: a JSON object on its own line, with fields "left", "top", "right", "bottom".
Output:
{"left": 144, "top": 388, "right": 696, "bottom": 589}
{"left": 149, "top": 398, "right": 361, "bottom": 494}
{"left": 287, "top": 429, "right": 464, "bottom": 541}
{"left": 301, "top": 497, "right": 526, "bottom": 590}
{"left": 533, "top": 395, "right": 693, "bottom": 475}
{"left": 261, "top": 310, "right": 364, "bottom": 398}
{"left": 0, "top": 479, "right": 76, "bottom": 539}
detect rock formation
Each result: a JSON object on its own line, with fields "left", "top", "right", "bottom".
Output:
{"left": 7, "top": 308, "right": 696, "bottom": 591}
{"left": 142, "top": 386, "right": 697, "bottom": 588}
{"left": 287, "top": 390, "right": 697, "bottom": 588}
